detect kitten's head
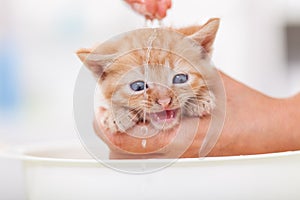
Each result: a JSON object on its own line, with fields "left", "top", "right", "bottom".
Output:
{"left": 77, "top": 18, "right": 220, "bottom": 130}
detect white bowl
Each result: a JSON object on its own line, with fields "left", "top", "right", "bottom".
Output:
{"left": 5, "top": 141, "right": 300, "bottom": 200}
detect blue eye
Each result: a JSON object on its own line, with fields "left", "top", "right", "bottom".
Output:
{"left": 130, "top": 81, "right": 148, "bottom": 91}
{"left": 173, "top": 74, "right": 188, "bottom": 84}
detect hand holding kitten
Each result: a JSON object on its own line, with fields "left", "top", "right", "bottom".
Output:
{"left": 94, "top": 72, "right": 300, "bottom": 158}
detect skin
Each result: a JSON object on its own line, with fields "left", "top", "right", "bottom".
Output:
{"left": 124, "top": 0, "right": 172, "bottom": 20}
{"left": 94, "top": 72, "right": 300, "bottom": 159}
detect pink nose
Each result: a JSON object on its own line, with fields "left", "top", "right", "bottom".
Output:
{"left": 157, "top": 98, "right": 172, "bottom": 108}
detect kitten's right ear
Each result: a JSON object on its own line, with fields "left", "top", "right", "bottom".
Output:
{"left": 76, "top": 48, "right": 115, "bottom": 77}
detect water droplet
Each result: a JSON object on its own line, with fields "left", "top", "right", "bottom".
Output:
{"left": 144, "top": 19, "right": 164, "bottom": 28}
{"left": 141, "top": 139, "right": 147, "bottom": 148}
{"left": 141, "top": 126, "right": 148, "bottom": 136}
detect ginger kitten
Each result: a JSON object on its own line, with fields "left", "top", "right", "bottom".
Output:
{"left": 77, "top": 18, "right": 220, "bottom": 133}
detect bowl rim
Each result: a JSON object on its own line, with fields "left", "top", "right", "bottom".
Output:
{"left": 4, "top": 141, "right": 300, "bottom": 165}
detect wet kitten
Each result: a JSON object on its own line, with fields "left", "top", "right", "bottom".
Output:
{"left": 77, "top": 18, "right": 219, "bottom": 133}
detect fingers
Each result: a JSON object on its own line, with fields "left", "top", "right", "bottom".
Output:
{"left": 94, "top": 107, "right": 208, "bottom": 158}
{"left": 125, "top": 0, "right": 172, "bottom": 20}
{"left": 156, "top": 0, "right": 172, "bottom": 19}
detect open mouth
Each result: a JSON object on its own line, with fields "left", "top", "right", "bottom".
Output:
{"left": 149, "top": 108, "right": 179, "bottom": 123}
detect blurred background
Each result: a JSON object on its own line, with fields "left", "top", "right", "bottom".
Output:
{"left": 0, "top": 0, "right": 299, "bottom": 199}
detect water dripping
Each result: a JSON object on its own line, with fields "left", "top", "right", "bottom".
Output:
{"left": 144, "top": 19, "right": 152, "bottom": 27}
{"left": 140, "top": 19, "right": 162, "bottom": 147}
{"left": 140, "top": 125, "right": 148, "bottom": 136}
{"left": 141, "top": 139, "right": 147, "bottom": 149}
{"left": 141, "top": 25, "right": 158, "bottom": 135}
{"left": 144, "top": 19, "right": 164, "bottom": 28}
{"left": 141, "top": 126, "right": 147, "bottom": 149}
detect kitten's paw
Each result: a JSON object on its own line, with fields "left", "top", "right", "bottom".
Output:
{"left": 199, "top": 91, "right": 216, "bottom": 116}
{"left": 101, "top": 108, "right": 139, "bottom": 133}
{"left": 114, "top": 109, "right": 139, "bottom": 132}
{"left": 184, "top": 92, "right": 216, "bottom": 117}
{"left": 101, "top": 110, "right": 119, "bottom": 134}
{"left": 199, "top": 98, "right": 216, "bottom": 116}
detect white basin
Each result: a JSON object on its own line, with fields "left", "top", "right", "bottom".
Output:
{"left": 3, "top": 141, "right": 299, "bottom": 200}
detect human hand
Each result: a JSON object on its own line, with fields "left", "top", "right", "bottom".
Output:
{"left": 94, "top": 109, "right": 209, "bottom": 159}
{"left": 94, "top": 72, "right": 300, "bottom": 159}
{"left": 124, "top": 0, "right": 172, "bottom": 20}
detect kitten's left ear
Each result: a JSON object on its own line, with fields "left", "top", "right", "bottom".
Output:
{"left": 76, "top": 48, "right": 116, "bottom": 77}
{"left": 189, "top": 18, "right": 220, "bottom": 54}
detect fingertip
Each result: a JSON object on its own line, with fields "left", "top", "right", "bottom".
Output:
{"left": 166, "top": 0, "right": 172, "bottom": 8}
{"left": 145, "top": 0, "right": 158, "bottom": 15}
{"left": 156, "top": 0, "right": 171, "bottom": 19}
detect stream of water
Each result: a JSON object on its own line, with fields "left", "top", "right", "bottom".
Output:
{"left": 140, "top": 20, "right": 161, "bottom": 148}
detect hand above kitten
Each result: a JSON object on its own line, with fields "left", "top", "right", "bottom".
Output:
{"left": 124, "top": 0, "right": 172, "bottom": 20}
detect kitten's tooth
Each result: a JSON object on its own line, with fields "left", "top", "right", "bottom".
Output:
{"left": 156, "top": 115, "right": 160, "bottom": 121}
{"left": 171, "top": 111, "right": 174, "bottom": 118}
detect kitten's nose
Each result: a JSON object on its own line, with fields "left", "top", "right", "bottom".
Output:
{"left": 157, "top": 98, "right": 172, "bottom": 108}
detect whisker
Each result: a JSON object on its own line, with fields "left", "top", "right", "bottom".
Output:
{"left": 117, "top": 109, "right": 145, "bottom": 128}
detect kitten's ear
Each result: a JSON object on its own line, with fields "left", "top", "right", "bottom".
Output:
{"left": 189, "top": 18, "right": 220, "bottom": 54}
{"left": 76, "top": 48, "right": 115, "bottom": 76}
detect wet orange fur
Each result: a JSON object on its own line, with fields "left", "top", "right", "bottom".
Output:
{"left": 77, "top": 18, "right": 220, "bottom": 133}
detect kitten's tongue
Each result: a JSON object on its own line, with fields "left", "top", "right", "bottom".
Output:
{"left": 150, "top": 109, "right": 177, "bottom": 122}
